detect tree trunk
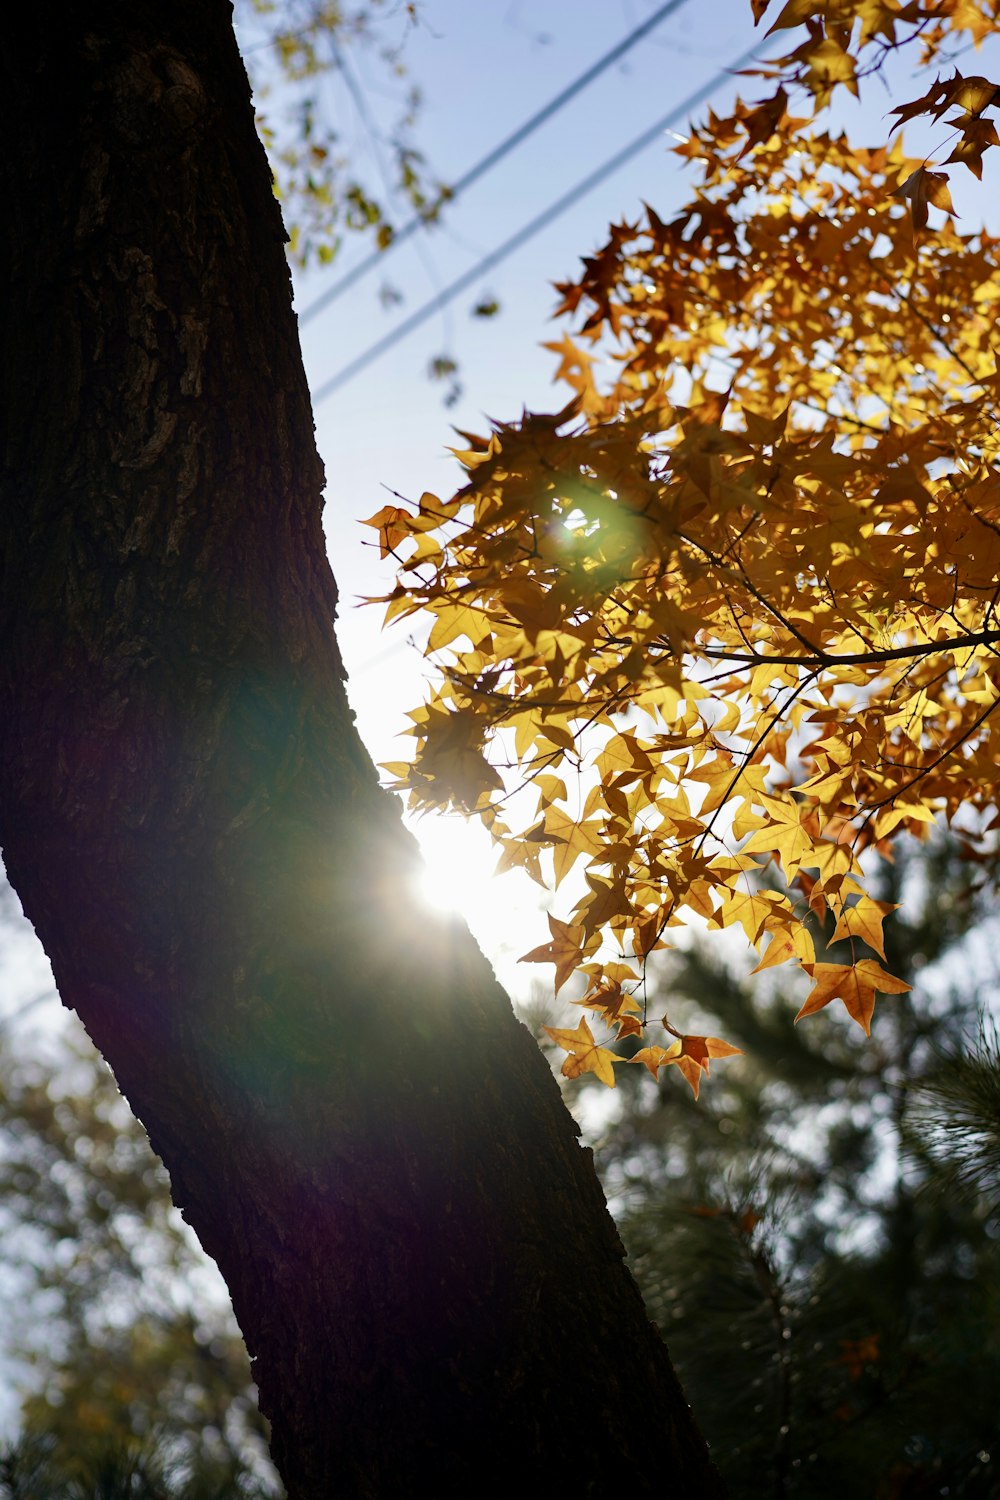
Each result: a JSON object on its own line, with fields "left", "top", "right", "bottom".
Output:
{"left": 0, "top": 6, "right": 720, "bottom": 1494}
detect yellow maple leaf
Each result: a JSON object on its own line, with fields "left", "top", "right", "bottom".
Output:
{"left": 750, "top": 923, "right": 816, "bottom": 972}
{"left": 714, "top": 887, "right": 793, "bottom": 947}
{"left": 630, "top": 1044, "right": 678, "bottom": 1079}
{"left": 543, "top": 1018, "right": 619, "bottom": 1088}
{"left": 765, "top": 0, "right": 818, "bottom": 31}
{"left": 828, "top": 895, "right": 898, "bottom": 960}
{"left": 741, "top": 794, "right": 815, "bottom": 878}
{"left": 427, "top": 602, "right": 492, "bottom": 653}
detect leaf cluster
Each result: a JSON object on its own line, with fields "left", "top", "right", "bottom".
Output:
{"left": 370, "top": 2, "right": 1000, "bottom": 1090}
{"left": 754, "top": 0, "right": 1000, "bottom": 185}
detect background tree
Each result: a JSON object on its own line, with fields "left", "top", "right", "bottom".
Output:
{"left": 0, "top": 1431, "right": 275, "bottom": 1500}
{"left": 0, "top": 1019, "right": 278, "bottom": 1495}
{"left": 239, "top": 0, "right": 437, "bottom": 270}
{"left": 906, "top": 1017, "right": 1000, "bottom": 1210}
{"left": 0, "top": 4, "right": 718, "bottom": 1494}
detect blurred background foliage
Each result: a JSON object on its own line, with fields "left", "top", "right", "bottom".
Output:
{"left": 238, "top": 0, "right": 442, "bottom": 270}
{"left": 581, "top": 837, "right": 1000, "bottom": 1498}
{"left": 0, "top": 1030, "right": 280, "bottom": 1497}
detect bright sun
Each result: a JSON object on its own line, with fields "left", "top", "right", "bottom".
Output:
{"left": 412, "top": 813, "right": 499, "bottom": 919}
{"left": 409, "top": 812, "right": 545, "bottom": 994}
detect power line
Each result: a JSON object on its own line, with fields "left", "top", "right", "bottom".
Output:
{"left": 311, "top": 36, "right": 769, "bottom": 409}
{"left": 297, "top": 0, "right": 694, "bottom": 329}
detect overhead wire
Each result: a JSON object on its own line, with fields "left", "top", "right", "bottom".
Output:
{"left": 297, "top": 0, "right": 696, "bottom": 328}
{"left": 311, "top": 34, "right": 772, "bottom": 408}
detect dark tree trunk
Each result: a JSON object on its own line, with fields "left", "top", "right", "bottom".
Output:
{"left": 0, "top": 6, "right": 720, "bottom": 1495}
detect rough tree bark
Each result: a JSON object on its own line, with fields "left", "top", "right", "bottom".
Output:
{"left": 0, "top": 6, "right": 721, "bottom": 1495}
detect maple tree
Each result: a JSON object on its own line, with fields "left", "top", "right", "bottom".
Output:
{"left": 0, "top": 4, "right": 721, "bottom": 1493}
{"left": 372, "top": 0, "right": 1000, "bottom": 1090}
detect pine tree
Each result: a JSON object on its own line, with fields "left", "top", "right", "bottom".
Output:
{"left": 0, "top": 1430, "right": 276, "bottom": 1500}
{"left": 587, "top": 839, "right": 1000, "bottom": 1497}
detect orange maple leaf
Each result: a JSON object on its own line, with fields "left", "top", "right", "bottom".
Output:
{"left": 631, "top": 1033, "right": 743, "bottom": 1098}
{"left": 361, "top": 503, "right": 412, "bottom": 560}
{"left": 520, "top": 915, "right": 586, "bottom": 995}
{"left": 796, "top": 961, "right": 911, "bottom": 1035}
{"left": 838, "top": 1334, "right": 880, "bottom": 1381}
{"left": 894, "top": 166, "right": 956, "bottom": 232}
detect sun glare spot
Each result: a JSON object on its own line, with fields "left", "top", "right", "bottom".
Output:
{"left": 409, "top": 812, "right": 546, "bottom": 994}
{"left": 412, "top": 815, "right": 499, "bottom": 921}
